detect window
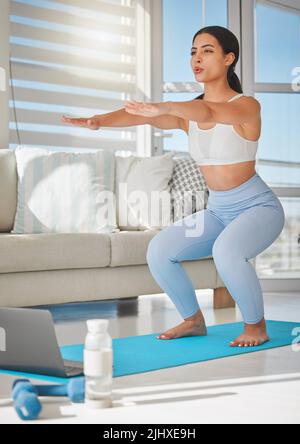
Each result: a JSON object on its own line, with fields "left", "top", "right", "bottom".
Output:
{"left": 162, "top": 0, "right": 228, "bottom": 154}
{"left": 9, "top": 0, "right": 137, "bottom": 154}
{"left": 256, "top": 198, "right": 300, "bottom": 279}
{"left": 255, "top": 1, "right": 300, "bottom": 83}
{"left": 255, "top": 93, "right": 300, "bottom": 187}
{"left": 242, "top": 0, "right": 300, "bottom": 284}
{"left": 253, "top": 1, "right": 300, "bottom": 189}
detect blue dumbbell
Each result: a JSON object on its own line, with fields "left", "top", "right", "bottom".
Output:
{"left": 12, "top": 378, "right": 85, "bottom": 421}
{"left": 14, "top": 390, "right": 42, "bottom": 421}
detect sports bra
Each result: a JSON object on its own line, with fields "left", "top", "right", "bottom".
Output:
{"left": 188, "top": 93, "right": 259, "bottom": 166}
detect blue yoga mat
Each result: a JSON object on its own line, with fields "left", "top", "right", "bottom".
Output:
{"left": 0, "top": 320, "right": 299, "bottom": 384}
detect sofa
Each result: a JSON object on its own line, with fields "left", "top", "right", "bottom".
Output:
{"left": 0, "top": 148, "right": 235, "bottom": 310}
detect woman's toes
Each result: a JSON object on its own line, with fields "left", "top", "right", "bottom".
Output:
{"left": 230, "top": 333, "right": 269, "bottom": 348}
{"left": 157, "top": 333, "right": 172, "bottom": 340}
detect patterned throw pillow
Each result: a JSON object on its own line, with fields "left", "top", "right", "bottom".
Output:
{"left": 169, "top": 156, "right": 209, "bottom": 223}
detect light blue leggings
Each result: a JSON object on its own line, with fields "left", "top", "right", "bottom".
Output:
{"left": 146, "top": 173, "right": 285, "bottom": 324}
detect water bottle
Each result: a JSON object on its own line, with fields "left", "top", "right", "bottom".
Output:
{"left": 83, "top": 319, "right": 113, "bottom": 409}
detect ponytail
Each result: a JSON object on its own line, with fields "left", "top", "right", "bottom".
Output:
{"left": 227, "top": 65, "right": 243, "bottom": 94}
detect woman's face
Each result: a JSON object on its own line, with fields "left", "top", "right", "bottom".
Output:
{"left": 190, "top": 33, "right": 235, "bottom": 83}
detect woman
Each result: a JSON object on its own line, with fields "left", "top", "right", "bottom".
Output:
{"left": 62, "top": 26, "right": 285, "bottom": 348}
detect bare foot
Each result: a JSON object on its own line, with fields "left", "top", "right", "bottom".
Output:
{"left": 230, "top": 318, "right": 269, "bottom": 347}
{"left": 156, "top": 310, "right": 207, "bottom": 340}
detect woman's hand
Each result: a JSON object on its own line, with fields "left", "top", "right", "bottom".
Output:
{"left": 124, "top": 100, "right": 171, "bottom": 117}
{"left": 61, "top": 115, "right": 100, "bottom": 130}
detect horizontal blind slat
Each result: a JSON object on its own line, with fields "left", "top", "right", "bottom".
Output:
{"left": 11, "top": 61, "right": 135, "bottom": 93}
{"left": 11, "top": 44, "right": 135, "bottom": 75}
{"left": 10, "top": 22, "right": 135, "bottom": 56}
{"left": 10, "top": 86, "right": 125, "bottom": 111}
{"left": 9, "top": 108, "right": 136, "bottom": 133}
{"left": 47, "top": 0, "right": 136, "bottom": 19}
{"left": 11, "top": 2, "right": 135, "bottom": 38}
{"left": 10, "top": 129, "right": 136, "bottom": 151}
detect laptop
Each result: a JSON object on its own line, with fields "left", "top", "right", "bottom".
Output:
{"left": 0, "top": 307, "right": 83, "bottom": 378}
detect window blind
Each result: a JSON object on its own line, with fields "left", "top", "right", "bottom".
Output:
{"left": 9, "top": 0, "right": 137, "bottom": 153}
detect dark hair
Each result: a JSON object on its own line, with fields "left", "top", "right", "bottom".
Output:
{"left": 192, "top": 25, "right": 243, "bottom": 100}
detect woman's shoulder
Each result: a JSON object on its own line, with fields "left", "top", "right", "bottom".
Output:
{"left": 240, "top": 95, "right": 261, "bottom": 109}
{"left": 236, "top": 95, "right": 261, "bottom": 122}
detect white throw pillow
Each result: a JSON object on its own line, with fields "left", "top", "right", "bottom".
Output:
{"left": 11, "top": 147, "right": 119, "bottom": 234}
{"left": 115, "top": 152, "right": 174, "bottom": 231}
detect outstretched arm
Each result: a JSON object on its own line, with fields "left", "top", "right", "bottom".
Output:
{"left": 125, "top": 96, "right": 261, "bottom": 125}
{"left": 168, "top": 96, "right": 260, "bottom": 125}
{"left": 96, "top": 108, "right": 185, "bottom": 131}
{"left": 61, "top": 107, "right": 185, "bottom": 131}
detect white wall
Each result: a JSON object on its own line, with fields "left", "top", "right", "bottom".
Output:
{"left": 0, "top": 0, "right": 9, "bottom": 149}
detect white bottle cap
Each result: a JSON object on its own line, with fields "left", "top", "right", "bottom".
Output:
{"left": 87, "top": 319, "right": 109, "bottom": 334}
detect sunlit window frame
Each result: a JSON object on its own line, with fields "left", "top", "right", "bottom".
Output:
{"left": 242, "top": 0, "right": 300, "bottom": 291}
{"left": 246, "top": 0, "right": 300, "bottom": 197}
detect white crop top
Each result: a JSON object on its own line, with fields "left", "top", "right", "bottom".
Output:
{"left": 188, "top": 93, "right": 259, "bottom": 166}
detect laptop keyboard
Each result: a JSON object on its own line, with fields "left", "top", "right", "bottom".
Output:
{"left": 64, "top": 360, "right": 83, "bottom": 376}
{"left": 65, "top": 366, "right": 83, "bottom": 376}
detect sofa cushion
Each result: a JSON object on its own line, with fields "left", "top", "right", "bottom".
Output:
{"left": 0, "top": 233, "right": 111, "bottom": 273}
{"left": 115, "top": 152, "right": 174, "bottom": 231}
{"left": 0, "top": 149, "right": 17, "bottom": 232}
{"left": 169, "top": 156, "right": 209, "bottom": 222}
{"left": 11, "top": 147, "right": 119, "bottom": 234}
{"left": 109, "top": 230, "right": 160, "bottom": 267}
